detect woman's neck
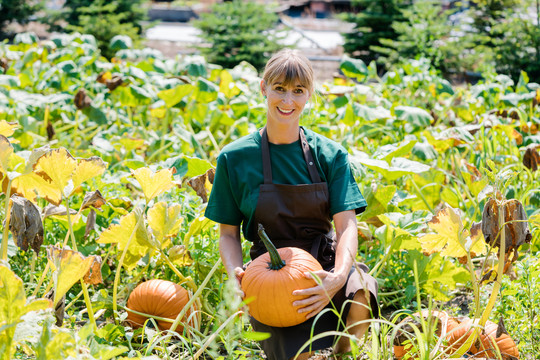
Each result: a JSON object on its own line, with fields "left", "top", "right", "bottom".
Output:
{"left": 265, "top": 122, "right": 300, "bottom": 144}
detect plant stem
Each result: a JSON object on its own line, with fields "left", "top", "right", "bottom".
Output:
{"left": 32, "top": 262, "right": 50, "bottom": 298}
{"left": 257, "top": 223, "right": 286, "bottom": 270}
{"left": 1, "top": 178, "right": 12, "bottom": 260}
{"left": 112, "top": 206, "right": 147, "bottom": 324}
{"left": 64, "top": 196, "right": 97, "bottom": 329}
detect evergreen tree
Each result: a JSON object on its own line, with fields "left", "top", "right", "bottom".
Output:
{"left": 341, "top": 0, "right": 410, "bottom": 66}
{"left": 0, "top": 0, "right": 43, "bottom": 39}
{"left": 193, "top": 0, "right": 282, "bottom": 71}
{"left": 376, "top": 0, "right": 462, "bottom": 75}
{"left": 45, "top": 0, "right": 146, "bottom": 59}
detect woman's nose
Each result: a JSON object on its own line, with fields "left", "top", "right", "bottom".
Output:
{"left": 281, "top": 92, "right": 293, "bottom": 104}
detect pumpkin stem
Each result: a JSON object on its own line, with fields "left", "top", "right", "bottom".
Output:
{"left": 258, "top": 223, "right": 286, "bottom": 270}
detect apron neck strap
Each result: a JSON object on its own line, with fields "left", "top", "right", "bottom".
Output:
{"left": 261, "top": 126, "right": 321, "bottom": 184}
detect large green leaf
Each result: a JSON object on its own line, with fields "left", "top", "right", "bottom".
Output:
{"left": 339, "top": 55, "right": 368, "bottom": 81}
{"left": 157, "top": 84, "right": 193, "bottom": 108}
{"left": 394, "top": 106, "right": 433, "bottom": 133}
{"left": 358, "top": 157, "right": 430, "bottom": 181}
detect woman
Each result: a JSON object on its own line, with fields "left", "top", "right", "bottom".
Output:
{"left": 205, "top": 49, "right": 379, "bottom": 360}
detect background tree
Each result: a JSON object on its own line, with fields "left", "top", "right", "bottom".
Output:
{"left": 341, "top": 0, "right": 410, "bottom": 68}
{"left": 46, "top": 0, "right": 147, "bottom": 59}
{"left": 376, "top": 0, "right": 463, "bottom": 76}
{"left": 193, "top": 0, "right": 282, "bottom": 71}
{"left": 468, "top": 0, "right": 540, "bottom": 81}
{"left": 0, "top": 0, "right": 43, "bottom": 39}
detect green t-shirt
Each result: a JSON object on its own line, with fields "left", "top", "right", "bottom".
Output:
{"left": 204, "top": 127, "right": 367, "bottom": 240}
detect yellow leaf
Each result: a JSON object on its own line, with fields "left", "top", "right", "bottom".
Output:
{"left": 34, "top": 148, "right": 76, "bottom": 195}
{"left": 132, "top": 167, "right": 174, "bottom": 203}
{"left": 71, "top": 156, "right": 107, "bottom": 191}
{"left": 97, "top": 208, "right": 153, "bottom": 269}
{"left": 184, "top": 216, "right": 213, "bottom": 245}
{"left": 418, "top": 207, "right": 483, "bottom": 258}
{"left": 11, "top": 172, "right": 62, "bottom": 205}
{"left": 46, "top": 246, "right": 95, "bottom": 306}
{"left": 0, "top": 135, "right": 13, "bottom": 173}
{"left": 147, "top": 201, "right": 183, "bottom": 249}
{"left": 0, "top": 120, "right": 19, "bottom": 138}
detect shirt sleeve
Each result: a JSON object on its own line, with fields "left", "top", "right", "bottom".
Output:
{"left": 204, "top": 153, "right": 244, "bottom": 225}
{"left": 327, "top": 148, "right": 367, "bottom": 216}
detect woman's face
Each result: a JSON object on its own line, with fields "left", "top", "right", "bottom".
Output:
{"left": 261, "top": 77, "right": 311, "bottom": 127}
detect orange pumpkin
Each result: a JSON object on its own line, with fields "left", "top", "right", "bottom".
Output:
{"left": 470, "top": 320, "right": 519, "bottom": 359}
{"left": 126, "top": 279, "right": 196, "bottom": 331}
{"left": 241, "top": 224, "right": 323, "bottom": 327}
{"left": 394, "top": 310, "right": 464, "bottom": 359}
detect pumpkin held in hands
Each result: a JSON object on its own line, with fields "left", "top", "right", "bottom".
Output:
{"left": 241, "top": 224, "right": 323, "bottom": 327}
{"left": 126, "top": 279, "right": 196, "bottom": 331}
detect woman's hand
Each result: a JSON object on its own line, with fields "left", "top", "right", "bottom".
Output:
{"left": 291, "top": 270, "right": 347, "bottom": 319}
{"left": 233, "top": 266, "right": 245, "bottom": 298}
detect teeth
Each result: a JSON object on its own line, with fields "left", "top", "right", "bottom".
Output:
{"left": 278, "top": 108, "right": 293, "bottom": 114}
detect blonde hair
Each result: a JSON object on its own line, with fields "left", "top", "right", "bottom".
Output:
{"left": 262, "top": 49, "right": 314, "bottom": 92}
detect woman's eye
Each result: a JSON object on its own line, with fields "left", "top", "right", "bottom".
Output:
{"left": 275, "top": 86, "right": 285, "bottom": 92}
{"left": 294, "top": 89, "right": 304, "bottom": 94}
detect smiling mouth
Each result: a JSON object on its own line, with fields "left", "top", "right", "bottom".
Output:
{"left": 277, "top": 107, "right": 294, "bottom": 115}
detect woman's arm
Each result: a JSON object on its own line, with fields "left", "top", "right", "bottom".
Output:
{"left": 292, "top": 210, "right": 358, "bottom": 319}
{"left": 219, "top": 223, "right": 245, "bottom": 289}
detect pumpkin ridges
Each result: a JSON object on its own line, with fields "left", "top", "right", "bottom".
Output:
{"left": 126, "top": 279, "right": 195, "bottom": 331}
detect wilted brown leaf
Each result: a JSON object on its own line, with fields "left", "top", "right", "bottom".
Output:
{"left": 42, "top": 204, "right": 77, "bottom": 219}
{"left": 187, "top": 168, "right": 215, "bottom": 203}
{"left": 81, "top": 190, "right": 106, "bottom": 210}
{"left": 523, "top": 144, "right": 540, "bottom": 171}
{"left": 9, "top": 195, "right": 43, "bottom": 254}
{"left": 74, "top": 89, "right": 91, "bottom": 110}
{"left": 106, "top": 75, "right": 124, "bottom": 91}
{"left": 46, "top": 122, "right": 55, "bottom": 141}
{"left": 482, "top": 198, "right": 531, "bottom": 260}
{"left": 84, "top": 209, "right": 96, "bottom": 239}
{"left": 45, "top": 290, "right": 65, "bottom": 326}
{"left": 496, "top": 316, "right": 509, "bottom": 338}
{"left": 83, "top": 255, "right": 103, "bottom": 285}
{"left": 0, "top": 58, "right": 8, "bottom": 73}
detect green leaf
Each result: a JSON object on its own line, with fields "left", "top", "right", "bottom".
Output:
{"left": 353, "top": 103, "right": 391, "bottom": 121}
{"left": 359, "top": 184, "right": 397, "bottom": 222}
{"left": 339, "top": 55, "right": 368, "bottom": 81}
{"left": 184, "top": 216, "right": 213, "bottom": 245}
{"left": 373, "top": 140, "right": 417, "bottom": 163}
{"left": 109, "top": 35, "right": 133, "bottom": 50}
{"left": 358, "top": 157, "right": 430, "bottom": 181}
{"left": 394, "top": 106, "right": 433, "bottom": 133}
{"left": 422, "top": 254, "right": 470, "bottom": 301}
{"left": 157, "top": 84, "right": 194, "bottom": 108}
{"left": 0, "top": 266, "right": 51, "bottom": 360}
{"left": 241, "top": 330, "right": 271, "bottom": 341}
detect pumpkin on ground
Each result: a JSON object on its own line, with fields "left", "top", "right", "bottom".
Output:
{"left": 126, "top": 279, "right": 196, "bottom": 331}
{"left": 470, "top": 319, "right": 519, "bottom": 359}
{"left": 394, "top": 310, "right": 464, "bottom": 359}
{"left": 241, "top": 224, "right": 323, "bottom": 327}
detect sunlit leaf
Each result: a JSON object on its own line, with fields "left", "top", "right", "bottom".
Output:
{"left": 71, "top": 156, "right": 107, "bottom": 191}
{"left": 0, "top": 135, "right": 13, "bottom": 174}
{"left": 147, "top": 202, "right": 183, "bottom": 249}
{"left": 418, "top": 207, "right": 486, "bottom": 258}
{"left": 0, "top": 266, "right": 51, "bottom": 360}
{"left": 97, "top": 208, "right": 153, "bottom": 269}
{"left": 47, "top": 247, "right": 95, "bottom": 305}
{"left": 219, "top": 70, "right": 240, "bottom": 98}
{"left": 132, "top": 167, "right": 175, "bottom": 203}
{"left": 169, "top": 245, "right": 193, "bottom": 266}
{"left": 0, "top": 121, "right": 19, "bottom": 138}
{"left": 33, "top": 148, "right": 76, "bottom": 195}
{"left": 422, "top": 254, "right": 469, "bottom": 301}
{"left": 184, "top": 216, "right": 213, "bottom": 245}
{"left": 358, "top": 157, "right": 430, "bottom": 181}
{"left": 157, "top": 84, "right": 193, "bottom": 108}
{"left": 10, "top": 172, "right": 62, "bottom": 205}
{"left": 340, "top": 55, "right": 368, "bottom": 81}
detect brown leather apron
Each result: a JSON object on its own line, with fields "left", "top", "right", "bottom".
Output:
{"left": 247, "top": 127, "right": 379, "bottom": 360}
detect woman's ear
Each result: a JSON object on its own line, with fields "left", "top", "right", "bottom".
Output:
{"left": 260, "top": 80, "right": 266, "bottom": 97}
